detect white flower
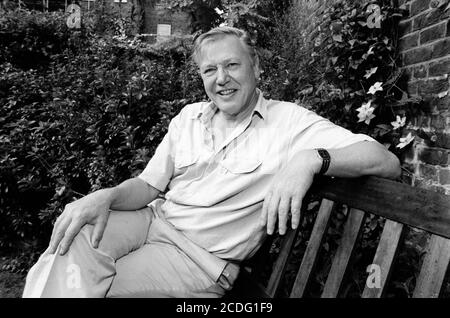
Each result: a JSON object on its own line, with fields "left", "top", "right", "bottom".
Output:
{"left": 368, "top": 81, "right": 383, "bottom": 95}
{"left": 214, "top": 8, "right": 224, "bottom": 15}
{"left": 391, "top": 115, "right": 406, "bottom": 130}
{"left": 356, "top": 100, "right": 376, "bottom": 125}
{"left": 396, "top": 132, "right": 414, "bottom": 149}
{"left": 364, "top": 67, "right": 378, "bottom": 79}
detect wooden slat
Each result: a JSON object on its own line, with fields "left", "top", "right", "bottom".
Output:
{"left": 362, "top": 220, "right": 404, "bottom": 298}
{"left": 322, "top": 208, "right": 366, "bottom": 298}
{"left": 290, "top": 198, "right": 334, "bottom": 298}
{"left": 413, "top": 234, "right": 450, "bottom": 298}
{"left": 312, "top": 176, "right": 450, "bottom": 239}
{"left": 266, "top": 226, "right": 300, "bottom": 297}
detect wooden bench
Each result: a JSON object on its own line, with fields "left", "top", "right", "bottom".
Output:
{"left": 227, "top": 176, "right": 450, "bottom": 298}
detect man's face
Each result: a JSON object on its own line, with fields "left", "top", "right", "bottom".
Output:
{"left": 197, "top": 35, "right": 260, "bottom": 117}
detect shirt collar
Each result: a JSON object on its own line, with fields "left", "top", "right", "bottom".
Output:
{"left": 192, "top": 88, "right": 267, "bottom": 124}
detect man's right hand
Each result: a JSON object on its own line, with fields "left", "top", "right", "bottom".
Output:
{"left": 48, "top": 188, "right": 115, "bottom": 255}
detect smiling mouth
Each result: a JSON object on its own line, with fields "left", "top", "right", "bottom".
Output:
{"left": 217, "top": 89, "right": 237, "bottom": 96}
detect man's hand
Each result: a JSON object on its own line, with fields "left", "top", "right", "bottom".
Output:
{"left": 48, "top": 188, "right": 115, "bottom": 255}
{"left": 260, "top": 150, "right": 321, "bottom": 235}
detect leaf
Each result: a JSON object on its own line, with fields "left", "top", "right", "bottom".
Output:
{"left": 438, "top": 91, "right": 448, "bottom": 98}
{"left": 332, "top": 34, "right": 343, "bottom": 42}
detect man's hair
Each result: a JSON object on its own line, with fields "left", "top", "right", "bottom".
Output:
{"left": 192, "top": 26, "right": 258, "bottom": 67}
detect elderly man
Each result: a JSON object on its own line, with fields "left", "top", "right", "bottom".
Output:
{"left": 23, "top": 26, "right": 400, "bottom": 298}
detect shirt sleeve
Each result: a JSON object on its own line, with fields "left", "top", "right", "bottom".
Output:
{"left": 137, "top": 115, "right": 180, "bottom": 192}
{"left": 287, "top": 106, "right": 376, "bottom": 161}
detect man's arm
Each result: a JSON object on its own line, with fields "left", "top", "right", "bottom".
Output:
{"left": 49, "top": 177, "right": 160, "bottom": 255}
{"left": 260, "top": 141, "right": 401, "bottom": 236}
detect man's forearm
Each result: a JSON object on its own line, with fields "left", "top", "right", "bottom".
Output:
{"left": 296, "top": 141, "right": 401, "bottom": 179}
{"left": 101, "top": 177, "right": 161, "bottom": 211}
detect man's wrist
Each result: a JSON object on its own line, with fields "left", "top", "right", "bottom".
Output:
{"left": 97, "top": 187, "right": 117, "bottom": 208}
{"left": 315, "top": 148, "right": 331, "bottom": 175}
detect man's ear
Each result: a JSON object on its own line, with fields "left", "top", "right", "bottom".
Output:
{"left": 253, "top": 56, "right": 261, "bottom": 80}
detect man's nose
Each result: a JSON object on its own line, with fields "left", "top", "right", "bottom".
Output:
{"left": 216, "top": 66, "right": 229, "bottom": 85}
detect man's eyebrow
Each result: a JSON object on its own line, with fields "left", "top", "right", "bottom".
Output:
{"left": 201, "top": 58, "right": 241, "bottom": 69}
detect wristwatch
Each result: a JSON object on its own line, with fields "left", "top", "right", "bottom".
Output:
{"left": 316, "top": 148, "right": 331, "bottom": 175}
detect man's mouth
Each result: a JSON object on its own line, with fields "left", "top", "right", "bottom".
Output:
{"left": 217, "top": 89, "right": 237, "bottom": 96}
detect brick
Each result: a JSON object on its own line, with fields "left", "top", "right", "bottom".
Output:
{"left": 427, "top": 5, "right": 450, "bottom": 24}
{"left": 413, "top": 176, "right": 434, "bottom": 188}
{"left": 439, "top": 168, "right": 450, "bottom": 184}
{"left": 400, "top": 32, "right": 419, "bottom": 50}
{"left": 413, "top": 6, "right": 450, "bottom": 30}
{"left": 419, "top": 22, "right": 446, "bottom": 44}
{"left": 432, "top": 38, "right": 450, "bottom": 59}
{"left": 413, "top": 12, "right": 429, "bottom": 31}
{"left": 411, "top": 0, "right": 431, "bottom": 17}
{"left": 435, "top": 132, "right": 450, "bottom": 149}
{"left": 430, "top": 114, "right": 447, "bottom": 129}
{"left": 419, "top": 163, "right": 440, "bottom": 181}
{"left": 413, "top": 64, "right": 428, "bottom": 78}
{"left": 418, "top": 147, "right": 450, "bottom": 165}
{"left": 430, "top": 95, "right": 450, "bottom": 110}
{"left": 399, "top": 20, "right": 412, "bottom": 37}
{"left": 424, "top": 95, "right": 450, "bottom": 112}
{"left": 402, "top": 46, "right": 433, "bottom": 65}
{"left": 429, "top": 58, "right": 450, "bottom": 76}
{"left": 406, "top": 80, "right": 419, "bottom": 94}
{"left": 417, "top": 78, "right": 449, "bottom": 95}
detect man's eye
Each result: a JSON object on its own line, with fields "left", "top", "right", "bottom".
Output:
{"left": 227, "top": 63, "right": 238, "bottom": 68}
{"left": 203, "top": 68, "right": 215, "bottom": 75}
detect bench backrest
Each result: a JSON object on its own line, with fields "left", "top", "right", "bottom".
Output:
{"left": 241, "top": 176, "right": 450, "bottom": 298}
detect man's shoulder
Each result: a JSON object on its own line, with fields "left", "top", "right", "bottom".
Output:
{"left": 264, "top": 98, "right": 310, "bottom": 120}
{"left": 176, "top": 101, "right": 209, "bottom": 119}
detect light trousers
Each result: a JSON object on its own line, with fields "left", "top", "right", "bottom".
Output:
{"left": 22, "top": 203, "right": 239, "bottom": 298}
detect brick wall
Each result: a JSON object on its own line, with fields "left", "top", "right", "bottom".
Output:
{"left": 398, "top": 0, "right": 450, "bottom": 194}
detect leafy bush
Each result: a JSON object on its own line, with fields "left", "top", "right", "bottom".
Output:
{"left": 0, "top": 9, "right": 205, "bottom": 271}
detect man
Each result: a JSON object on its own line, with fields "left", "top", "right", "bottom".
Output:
{"left": 23, "top": 26, "right": 400, "bottom": 298}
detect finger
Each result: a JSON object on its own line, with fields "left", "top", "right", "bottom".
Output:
{"left": 260, "top": 191, "right": 272, "bottom": 228}
{"left": 91, "top": 213, "right": 109, "bottom": 248}
{"left": 48, "top": 216, "right": 71, "bottom": 254}
{"left": 290, "top": 195, "right": 303, "bottom": 230}
{"left": 266, "top": 192, "right": 280, "bottom": 235}
{"left": 59, "top": 220, "right": 84, "bottom": 256}
{"left": 49, "top": 215, "right": 63, "bottom": 245}
{"left": 278, "top": 195, "right": 291, "bottom": 235}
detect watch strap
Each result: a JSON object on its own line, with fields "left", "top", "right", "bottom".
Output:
{"left": 316, "top": 148, "right": 331, "bottom": 175}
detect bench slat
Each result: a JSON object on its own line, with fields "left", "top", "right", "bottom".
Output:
{"left": 266, "top": 226, "right": 300, "bottom": 297}
{"left": 413, "top": 234, "right": 450, "bottom": 298}
{"left": 313, "top": 176, "right": 450, "bottom": 239}
{"left": 290, "top": 198, "right": 334, "bottom": 298}
{"left": 362, "top": 220, "right": 404, "bottom": 298}
{"left": 322, "top": 208, "right": 366, "bottom": 298}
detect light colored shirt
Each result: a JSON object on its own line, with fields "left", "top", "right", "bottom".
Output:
{"left": 138, "top": 90, "right": 375, "bottom": 262}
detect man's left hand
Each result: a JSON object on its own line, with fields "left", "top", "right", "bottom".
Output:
{"left": 259, "top": 150, "right": 321, "bottom": 235}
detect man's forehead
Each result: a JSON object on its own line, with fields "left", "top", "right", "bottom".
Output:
{"left": 198, "top": 35, "right": 249, "bottom": 65}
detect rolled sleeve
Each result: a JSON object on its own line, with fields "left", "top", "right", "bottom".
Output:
{"left": 138, "top": 118, "right": 179, "bottom": 192}
{"left": 287, "top": 107, "right": 376, "bottom": 161}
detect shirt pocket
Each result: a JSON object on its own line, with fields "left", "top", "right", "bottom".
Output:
{"left": 174, "top": 149, "right": 199, "bottom": 174}
{"left": 220, "top": 156, "right": 262, "bottom": 174}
